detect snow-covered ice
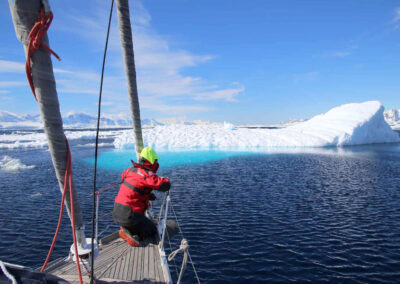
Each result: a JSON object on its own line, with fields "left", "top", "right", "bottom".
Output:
{"left": 0, "top": 129, "right": 120, "bottom": 149}
{"left": 223, "top": 121, "right": 236, "bottom": 130}
{"left": 384, "top": 108, "right": 400, "bottom": 130}
{"left": 0, "top": 101, "right": 398, "bottom": 150}
{"left": 114, "top": 101, "right": 400, "bottom": 150}
{"left": 0, "top": 156, "right": 35, "bottom": 171}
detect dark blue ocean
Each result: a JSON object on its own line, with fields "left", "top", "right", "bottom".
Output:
{"left": 1, "top": 130, "right": 400, "bottom": 283}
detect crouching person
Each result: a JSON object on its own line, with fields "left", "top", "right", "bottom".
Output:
{"left": 113, "top": 147, "right": 171, "bottom": 246}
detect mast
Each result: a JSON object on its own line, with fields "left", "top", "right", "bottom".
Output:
{"left": 9, "top": 0, "right": 85, "bottom": 247}
{"left": 116, "top": 0, "right": 144, "bottom": 160}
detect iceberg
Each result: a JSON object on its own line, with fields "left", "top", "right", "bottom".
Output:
{"left": 114, "top": 101, "right": 400, "bottom": 150}
{"left": 0, "top": 156, "right": 35, "bottom": 171}
{"left": 384, "top": 108, "right": 400, "bottom": 130}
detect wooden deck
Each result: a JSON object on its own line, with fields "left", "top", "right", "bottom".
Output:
{"left": 45, "top": 232, "right": 168, "bottom": 283}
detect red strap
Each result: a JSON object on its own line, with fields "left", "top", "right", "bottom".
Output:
{"left": 25, "top": 8, "right": 60, "bottom": 101}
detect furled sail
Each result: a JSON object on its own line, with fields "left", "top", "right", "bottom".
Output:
{"left": 9, "top": 0, "right": 85, "bottom": 244}
{"left": 116, "top": 0, "right": 144, "bottom": 160}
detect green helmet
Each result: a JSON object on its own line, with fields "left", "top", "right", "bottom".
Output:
{"left": 139, "top": 147, "right": 159, "bottom": 164}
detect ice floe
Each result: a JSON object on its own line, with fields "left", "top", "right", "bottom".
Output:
{"left": 0, "top": 156, "right": 35, "bottom": 171}
{"left": 0, "top": 129, "right": 121, "bottom": 149}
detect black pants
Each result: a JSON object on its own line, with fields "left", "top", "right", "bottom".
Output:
{"left": 125, "top": 212, "right": 157, "bottom": 240}
{"left": 113, "top": 202, "right": 157, "bottom": 240}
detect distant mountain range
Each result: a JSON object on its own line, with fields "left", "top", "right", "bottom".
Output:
{"left": 1, "top": 108, "right": 399, "bottom": 129}
{"left": 0, "top": 110, "right": 206, "bottom": 129}
{"left": 0, "top": 110, "right": 164, "bottom": 129}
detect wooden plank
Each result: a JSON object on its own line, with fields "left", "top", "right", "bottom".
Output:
{"left": 127, "top": 246, "right": 134, "bottom": 281}
{"left": 143, "top": 244, "right": 149, "bottom": 281}
{"left": 138, "top": 247, "right": 143, "bottom": 281}
{"left": 99, "top": 246, "right": 123, "bottom": 279}
{"left": 107, "top": 243, "right": 126, "bottom": 279}
{"left": 118, "top": 248, "right": 127, "bottom": 279}
{"left": 154, "top": 246, "right": 163, "bottom": 282}
{"left": 116, "top": 246, "right": 127, "bottom": 280}
{"left": 98, "top": 241, "right": 125, "bottom": 278}
{"left": 122, "top": 246, "right": 131, "bottom": 280}
{"left": 45, "top": 232, "right": 168, "bottom": 283}
{"left": 148, "top": 244, "right": 155, "bottom": 282}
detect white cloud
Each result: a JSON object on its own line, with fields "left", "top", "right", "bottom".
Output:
{"left": 140, "top": 99, "right": 212, "bottom": 114}
{"left": 57, "top": 1, "right": 242, "bottom": 107}
{"left": 293, "top": 72, "right": 319, "bottom": 83}
{"left": 0, "top": 81, "right": 27, "bottom": 87}
{"left": 316, "top": 51, "right": 351, "bottom": 58}
{"left": 1, "top": 1, "right": 243, "bottom": 118}
{"left": 194, "top": 84, "right": 245, "bottom": 102}
{"left": 393, "top": 7, "right": 400, "bottom": 30}
{"left": 327, "top": 51, "right": 351, "bottom": 58}
{"left": 100, "top": 101, "right": 116, "bottom": 106}
{"left": 0, "top": 59, "right": 72, "bottom": 74}
{"left": 0, "top": 60, "right": 24, "bottom": 73}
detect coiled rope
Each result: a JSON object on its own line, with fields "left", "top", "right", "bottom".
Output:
{"left": 25, "top": 7, "right": 60, "bottom": 101}
{"left": 168, "top": 239, "right": 189, "bottom": 284}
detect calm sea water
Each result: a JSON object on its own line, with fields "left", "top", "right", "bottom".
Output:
{"left": 1, "top": 140, "right": 400, "bottom": 283}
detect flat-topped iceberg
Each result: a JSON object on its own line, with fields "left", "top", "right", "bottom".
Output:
{"left": 114, "top": 101, "right": 399, "bottom": 150}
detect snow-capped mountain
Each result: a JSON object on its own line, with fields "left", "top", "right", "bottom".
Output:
{"left": 0, "top": 110, "right": 27, "bottom": 123}
{"left": 0, "top": 110, "right": 165, "bottom": 129}
{"left": 384, "top": 109, "right": 400, "bottom": 130}
{"left": 2, "top": 107, "right": 399, "bottom": 130}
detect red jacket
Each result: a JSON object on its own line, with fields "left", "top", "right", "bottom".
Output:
{"left": 114, "top": 163, "right": 170, "bottom": 213}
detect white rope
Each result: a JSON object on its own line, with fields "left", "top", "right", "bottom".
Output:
{"left": 168, "top": 239, "right": 189, "bottom": 284}
{"left": 0, "top": 261, "right": 17, "bottom": 284}
{"left": 166, "top": 229, "right": 180, "bottom": 278}
{"left": 168, "top": 238, "right": 189, "bottom": 261}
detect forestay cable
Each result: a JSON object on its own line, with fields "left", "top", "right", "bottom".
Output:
{"left": 91, "top": 0, "right": 115, "bottom": 282}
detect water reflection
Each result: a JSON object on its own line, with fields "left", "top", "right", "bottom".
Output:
{"left": 85, "top": 143, "right": 400, "bottom": 170}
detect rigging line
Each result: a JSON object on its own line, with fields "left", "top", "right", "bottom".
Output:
{"left": 170, "top": 201, "right": 201, "bottom": 284}
{"left": 88, "top": 181, "right": 122, "bottom": 197}
{"left": 87, "top": 212, "right": 112, "bottom": 224}
{"left": 40, "top": 150, "right": 68, "bottom": 272}
{"left": 0, "top": 261, "right": 17, "bottom": 284}
{"left": 166, "top": 227, "right": 179, "bottom": 278}
{"left": 98, "top": 224, "right": 112, "bottom": 238}
{"left": 91, "top": 0, "right": 114, "bottom": 282}
{"left": 67, "top": 139, "right": 84, "bottom": 284}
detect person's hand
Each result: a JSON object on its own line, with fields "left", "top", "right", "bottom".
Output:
{"left": 149, "top": 192, "right": 156, "bottom": 201}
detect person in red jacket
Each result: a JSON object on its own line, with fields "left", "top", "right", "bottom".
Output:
{"left": 113, "top": 147, "right": 171, "bottom": 246}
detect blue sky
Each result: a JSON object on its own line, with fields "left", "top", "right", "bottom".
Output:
{"left": 1, "top": 0, "right": 400, "bottom": 124}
